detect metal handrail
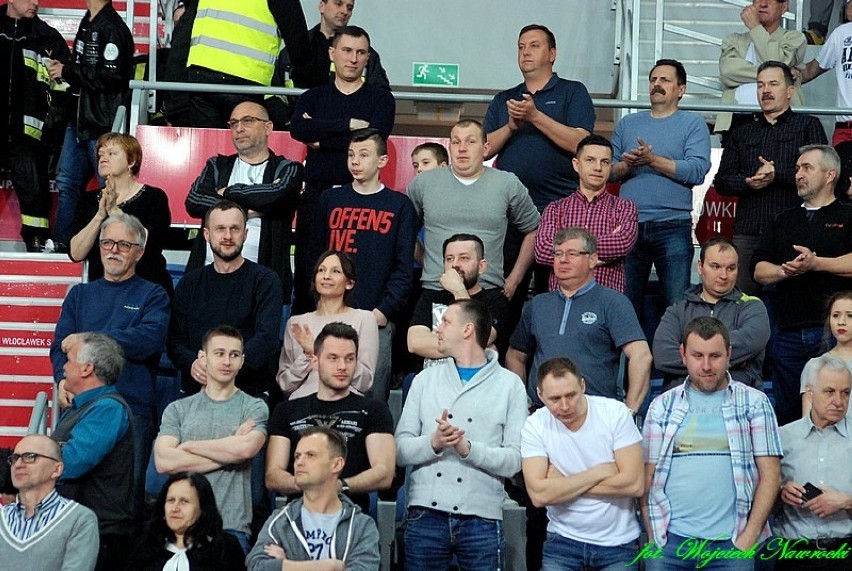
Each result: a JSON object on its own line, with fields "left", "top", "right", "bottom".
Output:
{"left": 26, "top": 391, "right": 49, "bottom": 435}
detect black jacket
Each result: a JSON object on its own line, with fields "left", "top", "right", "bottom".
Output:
{"left": 0, "top": 6, "right": 69, "bottom": 143}
{"left": 61, "top": 3, "right": 134, "bottom": 140}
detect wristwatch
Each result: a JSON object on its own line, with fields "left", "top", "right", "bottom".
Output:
{"left": 339, "top": 478, "right": 350, "bottom": 493}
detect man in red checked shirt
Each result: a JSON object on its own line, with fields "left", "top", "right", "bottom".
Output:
{"left": 534, "top": 134, "right": 638, "bottom": 293}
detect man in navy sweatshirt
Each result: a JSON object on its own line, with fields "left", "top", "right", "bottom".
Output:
{"left": 289, "top": 25, "right": 395, "bottom": 314}
{"left": 50, "top": 213, "right": 170, "bottom": 518}
{"left": 309, "top": 128, "right": 416, "bottom": 400}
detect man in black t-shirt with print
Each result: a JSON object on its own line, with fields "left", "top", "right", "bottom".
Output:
{"left": 266, "top": 322, "right": 395, "bottom": 511}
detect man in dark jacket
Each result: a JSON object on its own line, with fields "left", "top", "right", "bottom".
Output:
{"left": 0, "top": 0, "right": 69, "bottom": 251}
{"left": 46, "top": 0, "right": 133, "bottom": 252}
{"left": 653, "top": 236, "right": 770, "bottom": 390}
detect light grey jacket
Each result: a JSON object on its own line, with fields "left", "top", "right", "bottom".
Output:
{"left": 396, "top": 349, "right": 528, "bottom": 520}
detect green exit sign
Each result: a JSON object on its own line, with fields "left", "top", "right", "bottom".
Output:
{"left": 412, "top": 62, "right": 459, "bottom": 87}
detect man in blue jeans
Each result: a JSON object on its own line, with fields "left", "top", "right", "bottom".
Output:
{"left": 611, "top": 59, "right": 711, "bottom": 317}
{"left": 522, "top": 357, "right": 644, "bottom": 570}
{"left": 396, "top": 299, "right": 527, "bottom": 571}
{"left": 45, "top": 0, "right": 133, "bottom": 252}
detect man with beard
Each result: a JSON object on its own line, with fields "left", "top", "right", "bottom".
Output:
{"left": 168, "top": 200, "right": 283, "bottom": 398}
{"left": 51, "top": 213, "right": 169, "bottom": 514}
{"left": 610, "top": 59, "right": 711, "bottom": 315}
{"left": 753, "top": 145, "right": 852, "bottom": 425}
{"left": 266, "top": 322, "right": 395, "bottom": 513}
{"left": 407, "top": 233, "right": 511, "bottom": 364}
{"left": 715, "top": 61, "right": 826, "bottom": 295}
{"left": 185, "top": 101, "right": 303, "bottom": 307}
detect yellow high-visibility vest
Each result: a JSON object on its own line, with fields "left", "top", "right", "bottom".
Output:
{"left": 188, "top": 0, "right": 280, "bottom": 85}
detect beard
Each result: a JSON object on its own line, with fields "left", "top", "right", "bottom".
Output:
{"left": 211, "top": 241, "right": 243, "bottom": 262}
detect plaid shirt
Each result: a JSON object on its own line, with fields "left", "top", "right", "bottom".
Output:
{"left": 642, "top": 377, "right": 783, "bottom": 546}
{"left": 534, "top": 190, "right": 638, "bottom": 292}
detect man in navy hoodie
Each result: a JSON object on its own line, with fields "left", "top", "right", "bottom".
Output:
{"left": 309, "top": 128, "right": 416, "bottom": 400}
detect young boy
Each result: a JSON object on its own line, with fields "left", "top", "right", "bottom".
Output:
{"left": 411, "top": 142, "right": 449, "bottom": 174}
{"left": 309, "top": 128, "right": 417, "bottom": 401}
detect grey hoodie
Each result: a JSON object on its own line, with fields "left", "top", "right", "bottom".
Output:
{"left": 246, "top": 494, "right": 379, "bottom": 571}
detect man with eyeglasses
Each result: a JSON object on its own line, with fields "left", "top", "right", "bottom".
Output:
{"left": 1, "top": 435, "right": 99, "bottom": 570}
{"left": 507, "top": 226, "right": 651, "bottom": 413}
{"left": 185, "top": 101, "right": 303, "bottom": 311}
{"left": 51, "top": 332, "right": 138, "bottom": 569}
{"left": 534, "top": 134, "right": 638, "bottom": 294}
{"left": 50, "top": 213, "right": 169, "bottom": 519}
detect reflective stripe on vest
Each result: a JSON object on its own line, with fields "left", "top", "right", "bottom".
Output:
{"left": 188, "top": 0, "right": 280, "bottom": 85}
{"left": 21, "top": 214, "right": 50, "bottom": 228}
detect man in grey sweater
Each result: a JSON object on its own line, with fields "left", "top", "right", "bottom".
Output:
{"left": 396, "top": 298, "right": 528, "bottom": 571}
{"left": 0, "top": 435, "right": 99, "bottom": 571}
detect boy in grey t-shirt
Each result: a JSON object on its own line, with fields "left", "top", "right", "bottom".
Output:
{"left": 154, "top": 325, "right": 268, "bottom": 551}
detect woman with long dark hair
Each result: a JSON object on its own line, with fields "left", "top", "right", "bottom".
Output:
{"left": 130, "top": 472, "right": 244, "bottom": 571}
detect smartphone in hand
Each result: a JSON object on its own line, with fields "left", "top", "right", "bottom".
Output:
{"left": 801, "top": 482, "right": 824, "bottom": 502}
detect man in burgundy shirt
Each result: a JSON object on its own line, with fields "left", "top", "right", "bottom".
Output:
{"left": 534, "top": 134, "right": 638, "bottom": 292}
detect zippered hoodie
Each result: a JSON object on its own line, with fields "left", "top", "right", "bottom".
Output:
{"left": 246, "top": 493, "right": 380, "bottom": 571}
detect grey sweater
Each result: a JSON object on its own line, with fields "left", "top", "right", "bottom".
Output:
{"left": 0, "top": 499, "right": 99, "bottom": 571}
{"left": 396, "top": 349, "right": 528, "bottom": 520}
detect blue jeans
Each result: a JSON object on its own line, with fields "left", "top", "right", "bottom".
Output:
{"left": 54, "top": 124, "right": 102, "bottom": 245}
{"left": 130, "top": 411, "right": 154, "bottom": 514}
{"left": 541, "top": 532, "right": 639, "bottom": 570}
{"left": 772, "top": 326, "right": 823, "bottom": 426}
{"left": 644, "top": 533, "right": 755, "bottom": 570}
{"left": 404, "top": 507, "right": 505, "bottom": 571}
{"left": 625, "top": 220, "right": 693, "bottom": 315}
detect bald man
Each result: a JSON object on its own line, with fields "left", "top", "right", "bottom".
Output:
{"left": 1, "top": 435, "right": 99, "bottom": 570}
{"left": 184, "top": 100, "right": 305, "bottom": 305}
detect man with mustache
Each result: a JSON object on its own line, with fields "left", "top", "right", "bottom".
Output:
{"left": 715, "top": 61, "right": 827, "bottom": 296}
{"left": 407, "top": 233, "right": 511, "bottom": 364}
{"left": 753, "top": 145, "right": 852, "bottom": 425}
{"left": 168, "top": 200, "right": 283, "bottom": 398}
{"left": 611, "top": 59, "right": 711, "bottom": 316}
{"left": 773, "top": 354, "right": 852, "bottom": 571}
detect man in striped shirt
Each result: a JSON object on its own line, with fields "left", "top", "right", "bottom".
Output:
{"left": 1, "top": 435, "right": 98, "bottom": 570}
{"left": 641, "top": 316, "right": 781, "bottom": 570}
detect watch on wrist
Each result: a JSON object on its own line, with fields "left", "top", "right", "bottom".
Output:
{"left": 339, "top": 478, "right": 350, "bottom": 493}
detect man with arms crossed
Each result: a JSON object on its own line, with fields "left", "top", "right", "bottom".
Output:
{"left": 522, "top": 357, "right": 644, "bottom": 570}
{"left": 155, "top": 325, "right": 268, "bottom": 553}
{"left": 642, "top": 316, "right": 782, "bottom": 570}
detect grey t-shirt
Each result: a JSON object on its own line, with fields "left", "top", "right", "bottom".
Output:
{"left": 159, "top": 389, "right": 268, "bottom": 533}
{"left": 300, "top": 507, "right": 342, "bottom": 560}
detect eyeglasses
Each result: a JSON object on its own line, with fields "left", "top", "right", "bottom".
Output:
{"left": 98, "top": 239, "right": 140, "bottom": 253}
{"left": 7, "top": 452, "right": 61, "bottom": 465}
{"left": 552, "top": 249, "right": 591, "bottom": 259}
{"left": 226, "top": 116, "right": 270, "bottom": 130}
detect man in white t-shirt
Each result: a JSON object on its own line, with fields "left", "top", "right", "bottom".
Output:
{"left": 521, "top": 356, "right": 644, "bottom": 570}
{"left": 521, "top": 357, "right": 644, "bottom": 570}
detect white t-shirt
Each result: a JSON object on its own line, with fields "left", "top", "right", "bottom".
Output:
{"left": 817, "top": 22, "right": 852, "bottom": 122}
{"left": 521, "top": 395, "right": 642, "bottom": 545}
{"left": 205, "top": 158, "right": 266, "bottom": 264}
{"left": 733, "top": 42, "right": 760, "bottom": 107}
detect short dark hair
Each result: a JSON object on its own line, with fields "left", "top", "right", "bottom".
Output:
{"left": 576, "top": 134, "right": 613, "bottom": 158}
{"left": 311, "top": 250, "right": 357, "bottom": 306}
{"left": 332, "top": 25, "right": 370, "bottom": 48}
{"left": 452, "top": 119, "right": 487, "bottom": 144}
{"left": 683, "top": 316, "right": 730, "bottom": 349}
{"left": 350, "top": 127, "right": 387, "bottom": 156}
{"left": 75, "top": 332, "right": 124, "bottom": 385}
{"left": 699, "top": 236, "right": 738, "bottom": 263}
{"left": 299, "top": 426, "right": 348, "bottom": 460}
{"left": 757, "top": 60, "right": 795, "bottom": 86}
{"left": 313, "top": 322, "right": 360, "bottom": 357}
{"left": 537, "top": 357, "right": 582, "bottom": 390}
{"left": 412, "top": 142, "right": 449, "bottom": 165}
{"left": 450, "top": 298, "right": 492, "bottom": 349}
{"left": 203, "top": 200, "right": 247, "bottom": 229}
{"left": 442, "top": 233, "right": 485, "bottom": 259}
{"left": 201, "top": 325, "right": 244, "bottom": 350}
{"left": 650, "top": 58, "right": 687, "bottom": 86}
{"left": 519, "top": 24, "right": 556, "bottom": 49}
